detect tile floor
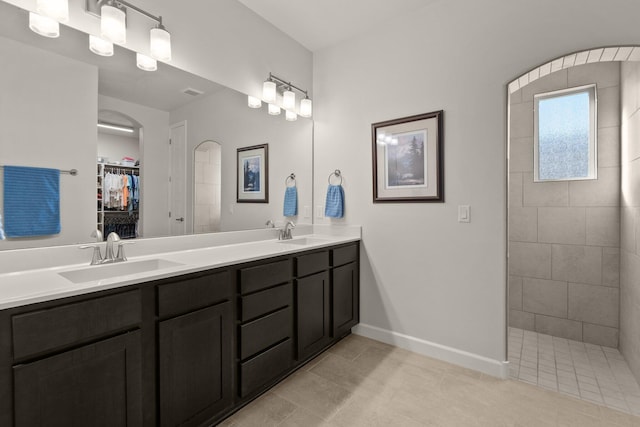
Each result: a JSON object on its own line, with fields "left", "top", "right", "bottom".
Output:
{"left": 508, "top": 327, "right": 640, "bottom": 417}
{"left": 220, "top": 333, "right": 640, "bottom": 426}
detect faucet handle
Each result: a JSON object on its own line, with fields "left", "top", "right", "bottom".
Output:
{"left": 79, "top": 244, "right": 103, "bottom": 265}
{"left": 115, "top": 241, "right": 135, "bottom": 262}
{"left": 265, "top": 219, "right": 275, "bottom": 228}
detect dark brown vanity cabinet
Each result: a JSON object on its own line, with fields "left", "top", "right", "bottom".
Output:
{"left": 157, "top": 271, "right": 234, "bottom": 427}
{"left": 1, "top": 240, "right": 359, "bottom": 427}
{"left": 331, "top": 244, "right": 360, "bottom": 338}
{"left": 295, "top": 251, "right": 331, "bottom": 361}
{"left": 7, "top": 290, "right": 144, "bottom": 427}
{"left": 237, "top": 259, "right": 294, "bottom": 398}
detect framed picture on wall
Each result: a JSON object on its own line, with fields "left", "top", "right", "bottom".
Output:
{"left": 372, "top": 110, "right": 444, "bottom": 203}
{"left": 237, "top": 144, "right": 269, "bottom": 203}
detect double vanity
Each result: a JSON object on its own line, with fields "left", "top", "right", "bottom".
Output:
{"left": 0, "top": 227, "right": 360, "bottom": 426}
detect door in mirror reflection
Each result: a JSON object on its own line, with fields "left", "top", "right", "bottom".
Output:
{"left": 170, "top": 122, "right": 187, "bottom": 235}
{"left": 193, "top": 141, "right": 222, "bottom": 234}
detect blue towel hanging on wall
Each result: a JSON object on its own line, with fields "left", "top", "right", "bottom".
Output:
{"left": 283, "top": 186, "right": 298, "bottom": 217}
{"left": 324, "top": 184, "right": 344, "bottom": 218}
{"left": 3, "top": 166, "right": 61, "bottom": 237}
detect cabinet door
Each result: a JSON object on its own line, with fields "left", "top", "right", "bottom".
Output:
{"left": 14, "top": 331, "right": 142, "bottom": 427}
{"left": 332, "top": 262, "right": 359, "bottom": 338}
{"left": 296, "top": 271, "right": 331, "bottom": 361}
{"left": 159, "top": 302, "right": 232, "bottom": 427}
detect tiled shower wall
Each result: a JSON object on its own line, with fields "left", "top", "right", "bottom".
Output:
{"left": 620, "top": 61, "right": 640, "bottom": 382}
{"left": 194, "top": 142, "right": 221, "bottom": 234}
{"left": 509, "top": 62, "right": 621, "bottom": 347}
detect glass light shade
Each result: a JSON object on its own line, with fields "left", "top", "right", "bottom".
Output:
{"left": 29, "top": 12, "right": 59, "bottom": 38}
{"left": 283, "top": 89, "right": 296, "bottom": 109}
{"left": 136, "top": 53, "right": 157, "bottom": 71}
{"left": 36, "top": 0, "right": 68, "bottom": 23}
{"left": 150, "top": 27, "right": 171, "bottom": 62}
{"left": 300, "top": 98, "right": 312, "bottom": 117}
{"left": 285, "top": 110, "right": 297, "bottom": 121}
{"left": 263, "top": 81, "right": 276, "bottom": 103}
{"left": 268, "top": 103, "right": 281, "bottom": 115}
{"left": 89, "top": 35, "right": 114, "bottom": 56}
{"left": 101, "top": 4, "right": 126, "bottom": 44}
{"left": 248, "top": 96, "right": 262, "bottom": 109}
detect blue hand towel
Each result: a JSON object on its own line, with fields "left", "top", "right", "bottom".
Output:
{"left": 283, "top": 186, "right": 298, "bottom": 217}
{"left": 324, "top": 184, "right": 344, "bottom": 218}
{"left": 3, "top": 166, "right": 61, "bottom": 237}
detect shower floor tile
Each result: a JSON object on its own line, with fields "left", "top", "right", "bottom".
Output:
{"left": 509, "top": 327, "right": 640, "bottom": 416}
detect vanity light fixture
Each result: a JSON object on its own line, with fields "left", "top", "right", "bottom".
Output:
{"left": 36, "top": 0, "right": 69, "bottom": 23}
{"left": 100, "top": 0, "right": 126, "bottom": 44}
{"left": 263, "top": 79, "right": 277, "bottom": 103}
{"left": 268, "top": 104, "right": 281, "bottom": 115}
{"left": 248, "top": 96, "right": 262, "bottom": 109}
{"left": 87, "top": 0, "right": 173, "bottom": 64}
{"left": 285, "top": 110, "right": 297, "bottom": 121}
{"left": 29, "top": 12, "right": 60, "bottom": 38}
{"left": 136, "top": 53, "right": 157, "bottom": 71}
{"left": 89, "top": 35, "right": 114, "bottom": 56}
{"left": 97, "top": 122, "right": 135, "bottom": 133}
{"left": 283, "top": 86, "right": 295, "bottom": 110}
{"left": 252, "top": 73, "right": 313, "bottom": 120}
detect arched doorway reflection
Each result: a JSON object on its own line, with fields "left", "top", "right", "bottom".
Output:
{"left": 193, "top": 140, "right": 222, "bottom": 233}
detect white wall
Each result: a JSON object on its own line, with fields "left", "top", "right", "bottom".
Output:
{"left": 0, "top": 36, "right": 97, "bottom": 249}
{"left": 170, "top": 87, "right": 313, "bottom": 233}
{"left": 98, "top": 95, "right": 170, "bottom": 238}
{"left": 4, "top": 0, "right": 313, "bottom": 100}
{"left": 97, "top": 132, "right": 140, "bottom": 162}
{"left": 313, "top": 0, "right": 640, "bottom": 371}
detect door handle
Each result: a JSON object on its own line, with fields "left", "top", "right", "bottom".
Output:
{"left": 175, "top": 217, "right": 185, "bottom": 222}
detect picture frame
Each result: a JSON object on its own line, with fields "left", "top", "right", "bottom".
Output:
{"left": 237, "top": 144, "right": 269, "bottom": 203}
{"left": 372, "top": 111, "right": 444, "bottom": 203}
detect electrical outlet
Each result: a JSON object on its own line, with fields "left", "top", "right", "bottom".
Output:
{"left": 303, "top": 206, "right": 311, "bottom": 218}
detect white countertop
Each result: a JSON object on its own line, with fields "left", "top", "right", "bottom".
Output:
{"left": 0, "top": 229, "right": 360, "bottom": 311}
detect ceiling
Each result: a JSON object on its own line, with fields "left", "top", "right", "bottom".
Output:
{"left": 237, "top": 0, "right": 435, "bottom": 52}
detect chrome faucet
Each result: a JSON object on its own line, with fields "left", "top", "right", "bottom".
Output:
{"left": 104, "top": 232, "right": 121, "bottom": 263}
{"left": 279, "top": 221, "right": 296, "bottom": 240}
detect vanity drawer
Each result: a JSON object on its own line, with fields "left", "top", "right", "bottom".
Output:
{"left": 295, "top": 251, "right": 329, "bottom": 277}
{"left": 332, "top": 244, "right": 358, "bottom": 267}
{"left": 239, "top": 259, "right": 292, "bottom": 294}
{"left": 158, "top": 271, "right": 231, "bottom": 318}
{"left": 12, "top": 290, "right": 141, "bottom": 360}
{"left": 240, "top": 282, "right": 292, "bottom": 322}
{"left": 239, "top": 338, "right": 292, "bottom": 398}
{"left": 239, "top": 307, "right": 292, "bottom": 360}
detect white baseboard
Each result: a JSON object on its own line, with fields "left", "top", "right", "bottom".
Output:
{"left": 352, "top": 323, "right": 509, "bottom": 379}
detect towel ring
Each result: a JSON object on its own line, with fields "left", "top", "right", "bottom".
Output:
{"left": 285, "top": 173, "right": 296, "bottom": 187}
{"left": 328, "top": 169, "right": 342, "bottom": 185}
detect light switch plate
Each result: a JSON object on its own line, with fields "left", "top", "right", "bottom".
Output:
{"left": 316, "top": 205, "right": 324, "bottom": 218}
{"left": 304, "top": 205, "right": 311, "bottom": 218}
{"left": 458, "top": 205, "right": 470, "bottom": 223}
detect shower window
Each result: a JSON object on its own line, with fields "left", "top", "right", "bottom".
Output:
{"left": 533, "top": 84, "right": 597, "bottom": 182}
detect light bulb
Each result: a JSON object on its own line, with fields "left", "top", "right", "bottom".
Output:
{"left": 101, "top": 3, "right": 126, "bottom": 44}
{"left": 263, "top": 81, "right": 276, "bottom": 103}
{"left": 89, "top": 35, "right": 114, "bottom": 56}
{"left": 248, "top": 96, "right": 262, "bottom": 109}
{"left": 283, "top": 89, "right": 295, "bottom": 110}
{"left": 136, "top": 53, "right": 157, "bottom": 71}
{"left": 268, "top": 104, "right": 281, "bottom": 115}
{"left": 300, "top": 98, "right": 312, "bottom": 117}
{"left": 286, "top": 110, "right": 297, "bottom": 121}
{"left": 36, "top": 0, "right": 68, "bottom": 23}
{"left": 150, "top": 27, "right": 171, "bottom": 62}
{"left": 29, "top": 12, "right": 59, "bottom": 38}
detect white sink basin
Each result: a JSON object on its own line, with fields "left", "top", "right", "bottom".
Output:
{"left": 59, "top": 259, "right": 184, "bottom": 284}
{"left": 278, "top": 237, "right": 330, "bottom": 246}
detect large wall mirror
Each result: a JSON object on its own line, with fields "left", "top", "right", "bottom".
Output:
{"left": 0, "top": 1, "right": 313, "bottom": 250}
